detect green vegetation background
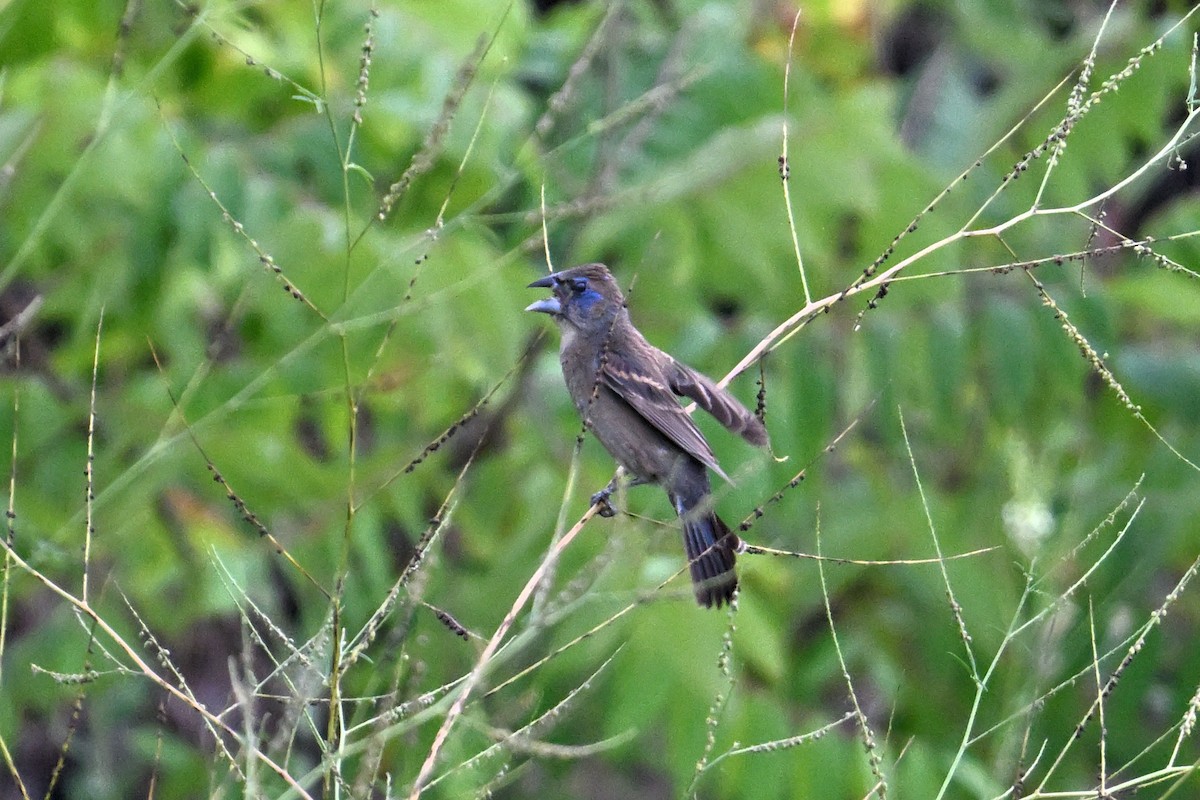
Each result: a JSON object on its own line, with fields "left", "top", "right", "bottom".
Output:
{"left": 1, "top": 1, "right": 1199, "bottom": 798}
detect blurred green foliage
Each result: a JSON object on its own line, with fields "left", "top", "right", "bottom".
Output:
{"left": 1, "top": 0, "right": 1199, "bottom": 798}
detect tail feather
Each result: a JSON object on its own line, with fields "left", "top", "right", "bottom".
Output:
{"left": 681, "top": 511, "right": 739, "bottom": 608}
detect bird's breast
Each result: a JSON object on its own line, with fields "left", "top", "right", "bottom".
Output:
{"left": 558, "top": 324, "right": 579, "bottom": 351}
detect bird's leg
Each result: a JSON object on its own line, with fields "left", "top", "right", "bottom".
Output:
{"left": 590, "top": 474, "right": 650, "bottom": 518}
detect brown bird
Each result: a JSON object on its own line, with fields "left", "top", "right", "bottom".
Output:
{"left": 526, "top": 263, "right": 768, "bottom": 607}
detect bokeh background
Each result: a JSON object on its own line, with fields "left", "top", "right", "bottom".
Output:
{"left": 1, "top": 1, "right": 1199, "bottom": 798}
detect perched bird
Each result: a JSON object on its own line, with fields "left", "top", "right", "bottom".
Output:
{"left": 526, "top": 263, "right": 768, "bottom": 607}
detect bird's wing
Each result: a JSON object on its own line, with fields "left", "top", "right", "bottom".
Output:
{"left": 600, "top": 349, "right": 725, "bottom": 477}
{"left": 665, "top": 357, "right": 769, "bottom": 447}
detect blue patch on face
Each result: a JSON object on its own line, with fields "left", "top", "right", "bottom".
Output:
{"left": 573, "top": 287, "right": 603, "bottom": 314}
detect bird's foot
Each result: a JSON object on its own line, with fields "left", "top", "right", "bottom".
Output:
{"left": 590, "top": 483, "right": 618, "bottom": 518}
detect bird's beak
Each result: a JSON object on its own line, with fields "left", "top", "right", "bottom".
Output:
{"left": 527, "top": 274, "right": 558, "bottom": 289}
{"left": 525, "top": 273, "right": 562, "bottom": 314}
{"left": 524, "top": 297, "right": 562, "bottom": 315}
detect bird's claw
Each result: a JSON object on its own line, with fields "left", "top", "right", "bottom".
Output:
{"left": 590, "top": 486, "right": 617, "bottom": 518}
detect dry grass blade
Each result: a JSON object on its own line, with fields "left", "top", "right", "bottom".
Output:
{"left": 406, "top": 505, "right": 599, "bottom": 800}
{"left": 0, "top": 542, "right": 315, "bottom": 799}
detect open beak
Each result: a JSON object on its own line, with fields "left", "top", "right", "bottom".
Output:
{"left": 525, "top": 273, "right": 562, "bottom": 315}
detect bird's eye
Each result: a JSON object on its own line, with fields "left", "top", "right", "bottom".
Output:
{"left": 570, "top": 278, "right": 588, "bottom": 293}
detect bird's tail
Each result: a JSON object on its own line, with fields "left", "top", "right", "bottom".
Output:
{"left": 677, "top": 502, "right": 739, "bottom": 608}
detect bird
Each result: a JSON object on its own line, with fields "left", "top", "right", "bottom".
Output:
{"left": 525, "top": 263, "right": 768, "bottom": 607}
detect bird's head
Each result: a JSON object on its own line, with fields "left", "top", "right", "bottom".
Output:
{"left": 525, "top": 263, "right": 625, "bottom": 335}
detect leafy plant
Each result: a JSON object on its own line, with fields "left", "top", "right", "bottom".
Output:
{"left": 1, "top": 1, "right": 1199, "bottom": 799}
